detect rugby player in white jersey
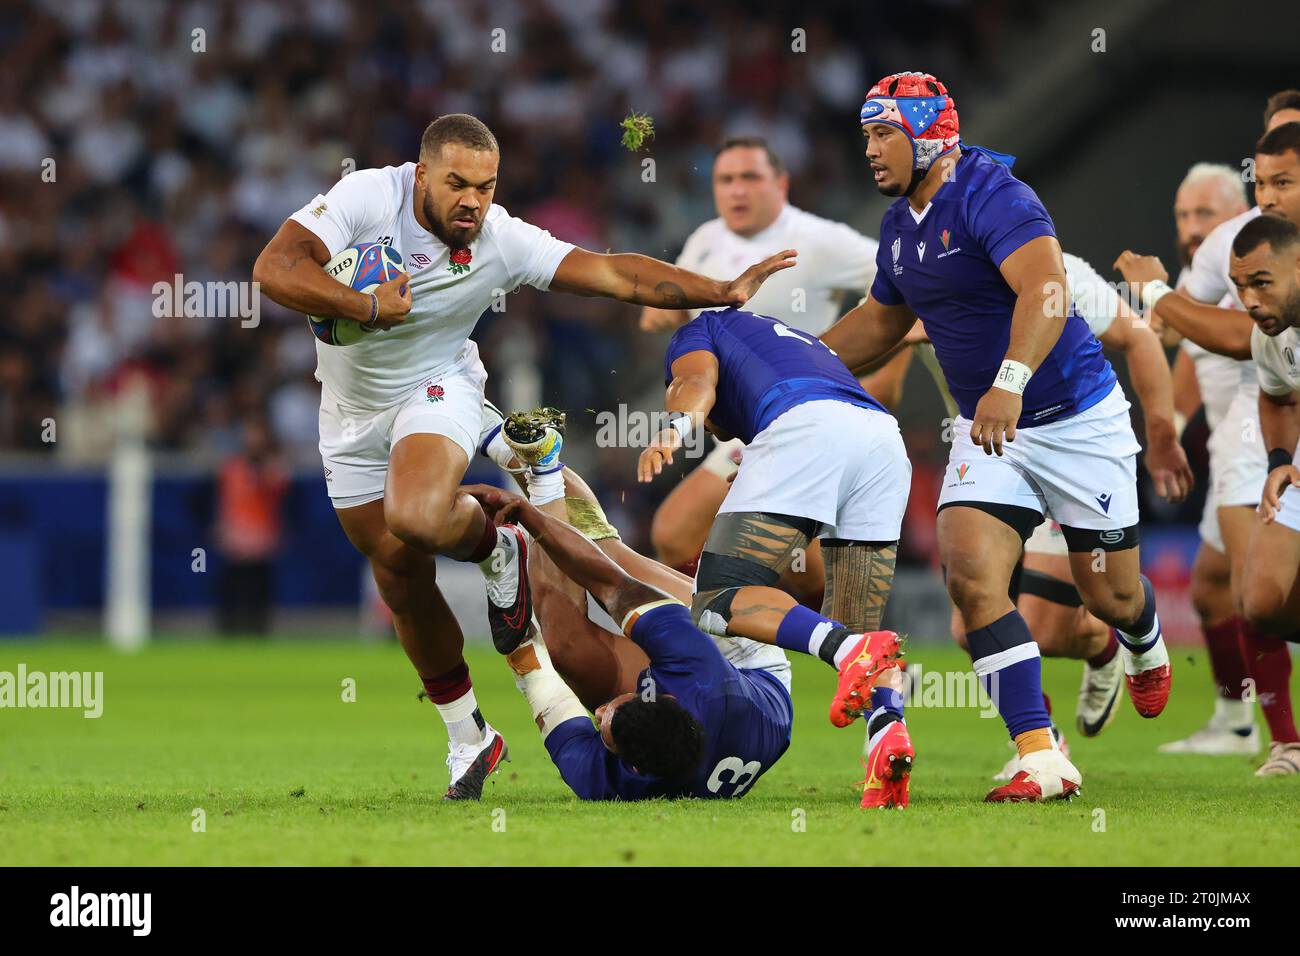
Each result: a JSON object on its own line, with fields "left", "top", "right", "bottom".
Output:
{"left": 1116, "top": 115, "right": 1300, "bottom": 775}
{"left": 1160, "top": 163, "right": 1257, "bottom": 755}
{"left": 1236, "top": 214, "right": 1300, "bottom": 775}
{"left": 252, "top": 115, "right": 794, "bottom": 799}
{"left": 638, "top": 138, "right": 881, "bottom": 592}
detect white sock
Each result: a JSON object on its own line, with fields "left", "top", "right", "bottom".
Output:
{"left": 526, "top": 467, "right": 565, "bottom": 506}
{"left": 1214, "top": 696, "right": 1253, "bottom": 729}
{"left": 483, "top": 427, "right": 522, "bottom": 471}
{"left": 1118, "top": 613, "right": 1161, "bottom": 655}
{"left": 434, "top": 688, "right": 487, "bottom": 746}
{"left": 832, "top": 633, "right": 864, "bottom": 670}
{"left": 805, "top": 621, "right": 837, "bottom": 660}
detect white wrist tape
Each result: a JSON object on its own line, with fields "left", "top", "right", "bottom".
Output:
{"left": 1141, "top": 279, "right": 1174, "bottom": 312}
{"left": 666, "top": 412, "right": 694, "bottom": 440}
{"left": 992, "top": 359, "right": 1032, "bottom": 395}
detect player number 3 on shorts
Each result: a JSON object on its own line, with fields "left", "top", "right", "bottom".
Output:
{"left": 707, "top": 757, "right": 763, "bottom": 796}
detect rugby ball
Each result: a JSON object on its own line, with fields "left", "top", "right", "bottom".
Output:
{"left": 307, "top": 243, "right": 404, "bottom": 346}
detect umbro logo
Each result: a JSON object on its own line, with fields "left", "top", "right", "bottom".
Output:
{"left": 1096, "top": 492, "right": 1112, "bottom": 514}
{"left": 408, "top": 253, "right": 432, "bottom": 269}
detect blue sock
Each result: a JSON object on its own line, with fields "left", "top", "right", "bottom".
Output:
{"left": 773, "top": 604, "right": 851, "bottom": 667}
{"left": 866, "top": 686, "right": 905, "bottom": 740}
{"left": 1115, "top": 575, "right": 1160, "bottom": 653}
{"left": 967, "top": 609, "right": 1051, "bottom": 739}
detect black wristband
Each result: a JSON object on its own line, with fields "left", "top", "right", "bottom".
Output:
{"left": 1269, "top": 447, "right": 1293, "bottom": 471}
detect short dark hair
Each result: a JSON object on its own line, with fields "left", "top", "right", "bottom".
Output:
{"left": 1231, "top": 213, "right": 1300, "bottom": 259}
{"left": 715, "top": 136, "right": 786, "bottom": 177}
{"left": 420, "top": 114, "right": 498, "bottom": 162}
{"left": 1256, "top": 121, "right": 1300, "bottom": 161}
{"left": 1265, "top": 89, "right": 1300, "bottom": 127}
{"left": 610, "top": 697, "right": 705, "bottom": 783}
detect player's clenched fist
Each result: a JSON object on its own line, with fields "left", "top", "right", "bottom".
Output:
{"left": 970, "top": 387, "right": 1021, "bottom": 456}
{"left": 371, "top": 271, "right": 413, "bottom": 329}
{"left": 1259, "top": 464, "right": 1300, "bottom": 523}
{"left": 637, "top": 428, "right": 683, "bottom": 482}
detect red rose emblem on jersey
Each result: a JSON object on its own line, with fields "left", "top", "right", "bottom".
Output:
{"left": 448, "top": 247, "right": 473, "bottom": 275}
{"left": 426, "top": 384, "right": 445, "bottom": 403}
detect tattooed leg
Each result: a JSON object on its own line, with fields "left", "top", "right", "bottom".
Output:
{"left": 821, "top": 539, "right": 899, "bottom": 634}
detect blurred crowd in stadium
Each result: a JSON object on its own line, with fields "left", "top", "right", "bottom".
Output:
{"left": 0, "top": 0, "right": 1045, "bottom": 556}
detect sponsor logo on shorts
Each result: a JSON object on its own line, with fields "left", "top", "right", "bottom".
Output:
{"left": 948, "top": 462, "right": 975, "bottom": 488}
{"left": 1096, "top": 492, "right": 1112, "bottom": 514}
{"left": 324, "top": 466, "right": 332, "bottom": 481}
{"left": 1100, "top": 529, "right": 1127, "bottom": 545}
{"left": 426, "top": 383, "right": 445, "bottom": 403}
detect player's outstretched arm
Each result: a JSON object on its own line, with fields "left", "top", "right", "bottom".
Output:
{"left": 1113, "top": 251, "right": 1252, "bottom": 359}
{"left": 638, "top": 350, "right": 718, "bottom": 483}
{"left": 1098, "top": 303, "right": 1193, "bottom": 502}
{"left": 549, "top": 247, "right": 796, "bottom": 310}
{"left": 253, "top": 220, "right": 412, "bottom": 329}
{"left": 463, "top": 485, "right": 669, "bottom": 624}
{"left": 819, "top": 294, "right": 917, "bottom": 376}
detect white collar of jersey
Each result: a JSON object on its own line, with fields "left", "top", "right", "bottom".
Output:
{"left": 907, "top": 202, "right": 933, "bottom": 225}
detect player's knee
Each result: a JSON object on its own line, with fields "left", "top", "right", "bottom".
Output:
{"left": 384, "top": 496, "right": 456, "bottom": 554}
{"left": 1241, "top": 577, "right": 1287, "bottom": 633}
{"left": 943, "top": 565, "right": 1004, "bottom": 618}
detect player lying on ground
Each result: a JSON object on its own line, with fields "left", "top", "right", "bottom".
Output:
{"left": 635, "top": 306, "right": 917, "bottom": 806}
{"left": 1114, "top": 119, "right": 1300, "bottom": 776}
{"left": 829, "top": 71, "right": 1174, "bottom": 802}
{"left": 465, "top": 474, "right": 906, "bottom": 802}
{"left": 470, "top": 418, "right": 915, "bottom": 806}
{"left": 253, "top": 113, "right": 793, "bottom": 799}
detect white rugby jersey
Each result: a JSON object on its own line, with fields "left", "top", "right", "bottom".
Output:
{"left": 920, "top": 252, "right": 1122, "bottom": 419}
{"left": 289, "top": 163, "right": 574, "bottom": 408}
{"left": 1175, "top": 238, "right": 1258, "bottom": 433}
{"left": 1177, "top": 207, "right": 1261, "bottom": 425}
{"left": 675, "top": 204, "right": 878, "bottom": 334}
{"left": 1252, "top": 323, "right": 1300, "bottom": 402}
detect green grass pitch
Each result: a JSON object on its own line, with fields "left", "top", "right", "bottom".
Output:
{"left": 1, "top": 638, "right": 1297, "bottom": 866}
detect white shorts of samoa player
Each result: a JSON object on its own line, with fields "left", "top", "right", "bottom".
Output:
{"left": 720, "top": 400, "right": 911, "bottom": 541}
{"left": 319, "top": 340, "right": 490, "bottom": 509}
{"left": 939, "top": 384, "right": 1142, "bottom": 539}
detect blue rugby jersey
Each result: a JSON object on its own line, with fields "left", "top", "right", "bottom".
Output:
{"left": 544, "top": 603, "right": 793, "bottom": 801}
{"left": 868, "top": 149, "right": 1115, "bottom": 427}
{"left": 663, "top": 307, "right": 885, "bottom": 443}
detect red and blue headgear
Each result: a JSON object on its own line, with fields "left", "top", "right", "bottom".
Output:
{"left": 860, "top": 72, "right": 961, "bottom": 194}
